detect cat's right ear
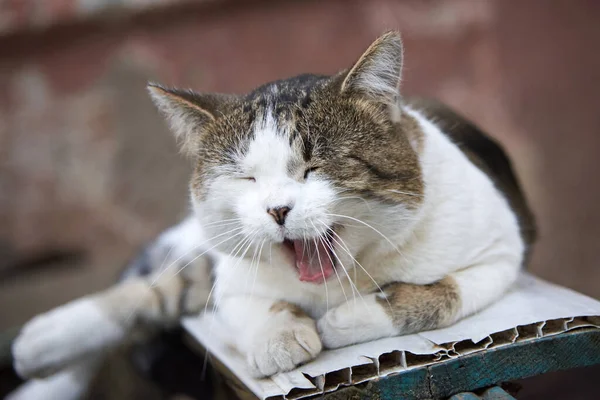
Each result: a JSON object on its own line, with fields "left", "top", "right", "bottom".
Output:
{"left": 148, "top": 83, "right": 225, "bottom": 157}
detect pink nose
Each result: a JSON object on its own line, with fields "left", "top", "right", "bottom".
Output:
{"left": 267, "top": 206, "right": 291, "bottom": 225}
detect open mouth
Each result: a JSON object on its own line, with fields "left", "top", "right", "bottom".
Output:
{"left": 283, "top": 228, "right": 336, "bottom": 284}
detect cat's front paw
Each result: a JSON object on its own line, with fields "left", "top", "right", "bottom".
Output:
{"left": 12, "top": 298, "right": 125, "bottom": 378}
{"left": 246, "top": 318, "right": 322, "bottom": 378}
{"left": 317, "top": 297, "right": 396, "bottom": 349}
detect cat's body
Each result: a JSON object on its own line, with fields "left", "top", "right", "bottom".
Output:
{"left": 9, "top": 32, "right": 534, "bottom": 399}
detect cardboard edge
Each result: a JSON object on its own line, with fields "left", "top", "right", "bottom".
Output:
{"left": 265, "top": 315, "right": 600, "bottom": 399}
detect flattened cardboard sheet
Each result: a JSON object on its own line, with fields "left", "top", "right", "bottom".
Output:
{"left": 183, "top": 273, "right": 600, "bottom": 399}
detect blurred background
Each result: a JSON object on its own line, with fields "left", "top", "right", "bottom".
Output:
{"left": 0, "top": 0, "right": 599, "bottom": 339}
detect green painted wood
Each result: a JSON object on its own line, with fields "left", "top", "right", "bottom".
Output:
{"left": 377, "top": 365, "right": 431, "bottom": 399}
{"left": 326, "top": 328, "right": 600, "bottom": 399}
{"left": 426, "top": 328, "right": 600, "bottom": 398}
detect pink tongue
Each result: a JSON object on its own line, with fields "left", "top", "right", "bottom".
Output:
{"left": 293, "top": 239, "right": 334, "bottom": 284}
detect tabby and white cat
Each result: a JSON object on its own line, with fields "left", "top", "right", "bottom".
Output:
{"left": 10, "top": 32, "right": 534, "bottom": 399}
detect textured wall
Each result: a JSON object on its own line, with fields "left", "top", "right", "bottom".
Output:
{"left": 1, "top": 0, "right": 599, "bottom": 328}
{"left": 0, "top": 0, "right": 194, "bottom": 34}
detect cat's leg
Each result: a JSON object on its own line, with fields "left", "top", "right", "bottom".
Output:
{"left": 13, "top": 216, "right": 211, "bottom": 379}
{"left": 6, "top": 356, "right": 100, "bottom": 400}
{"left": 217, "top": 296, "right": 322, "bottom": 377}
{"left": 317, "top": 260, "right": 520, "bottom": 348}
{"left": 13, "top": 254, "right": 212, "bottom": 379}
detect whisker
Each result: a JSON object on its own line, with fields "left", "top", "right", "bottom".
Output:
{"left": 324, "top": 224, "right": 391, "bottom": 311}
{"left": 316, "top": 231, "right": 365, "bottom": 307}
{"left": 202, "top": 232, "right": 253, "bottom": 316}
{"left": 212, "top": 232, "right": 257, "bottom": 312}
{"left": 149, "top": 226, "right": 244, "bottom": 287}
{"left": 204, "top": 230, "right": 256, "bottom": 314}
{"left": 201, "top": 218, "right": 243, "bottom": 227}
{"left": 251, "top": 239, "right": 266, "bottom": 296}
{"left": 333, "top": 196, "right": 372, "bottom": 211}
{"left": 125, "top": 228, "right": 243, "bottom": 324}
{"left": 325, "top": 213, "right": 409, "bottom": 263}
{"left": 310, "top": 221, "right": 347, "bottom": 303}
{"left": 386, "top": 189, "right": 423, "bottom": 197}
{"left": 149, "top": 226, "right": 241, "bottom": 285}
{"left": 244, "top": 234, "right": 262, "bottom": 294}
{"left": 218, "top": 230, "right": 257, "bottom": 295}
{"left": 205, "top": 230, "right": 259, "bottom": 343}
{"left": 165, "top": 230, "right": 245, "bottom": 284}
{"left": 304, "top": 220, "right": 329, "bottom": 311}
{"left": 317, "top": 227, "right": 372, "bottom": 342}
{"left": 313, "top": 235, "right": 329, "bottom": 313}
{"left": 156, "top": 244, "right": 174, "bottom": 275}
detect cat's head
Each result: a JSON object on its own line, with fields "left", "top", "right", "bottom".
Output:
{"left": 149, "top": 32, "right": 424, "bottom": 284}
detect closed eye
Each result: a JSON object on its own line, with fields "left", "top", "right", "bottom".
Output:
{"left": 304, "top": 167, "right": 319, "bottom": 180}
{"left": 240, "top": 177, "right": 256, "bottom": 182}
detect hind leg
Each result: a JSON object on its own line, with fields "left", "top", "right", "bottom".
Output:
{"left": 6, "top": 356, "right": 101, "bottom": 400}
{"left": 13, "top": 254, "right": 212, "bottom": 379}
{"left": 13, "top": 291, "right": 135, "bottom": 379}
{"left": 13, "top": 216, "right": 212, "bottom": 379}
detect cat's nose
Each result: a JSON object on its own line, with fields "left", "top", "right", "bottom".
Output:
{"left": 267, "top": 206, "right": 291, "bottom": 226}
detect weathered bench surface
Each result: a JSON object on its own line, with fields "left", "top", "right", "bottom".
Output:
{"left": 322, "top": 327, "right": 600, "bottom": 400}
{"left": 186, "top": 325, "right": 600, "bottom": 400}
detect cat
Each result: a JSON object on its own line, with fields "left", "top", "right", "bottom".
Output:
{"left": 9, "top": 31, "right": 535, "bottom": 399}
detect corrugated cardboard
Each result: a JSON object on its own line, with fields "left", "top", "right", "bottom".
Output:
{"left": 183, "top": 273, "right": 600, "bottom": 399}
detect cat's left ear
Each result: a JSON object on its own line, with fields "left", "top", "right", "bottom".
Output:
{"left": 148, "top": 83, "right": 230, "bottom": 156}
{"left": 341, "top": 31, "right": 403, "bottom": 111}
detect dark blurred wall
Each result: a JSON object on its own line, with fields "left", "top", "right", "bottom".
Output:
{"left": 1, "top": 0, "right": 599, "bottom": 329}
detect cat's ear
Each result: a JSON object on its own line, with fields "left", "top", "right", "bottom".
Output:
{"left": 147, "top": 83, "right": 228, "bottom": 156}
{"left": 341, "top": 31, "right": 403, "bottom": 108}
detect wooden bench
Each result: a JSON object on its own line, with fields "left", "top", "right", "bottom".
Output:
{"left": 184, "top": 327, "right": 600, "bottom": 400}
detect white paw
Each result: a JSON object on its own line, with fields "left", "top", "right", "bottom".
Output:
{"left": 6, "top": 358, "right": 99, "bottom": 400}
{"left": 246, "top": 318, "right": 322, "bottom": 378}
{"left": 317, "top": 297, "right": 396, "bottom": 349}
{"left": 13, "top": 298, "right": 125, "bottom": 379}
